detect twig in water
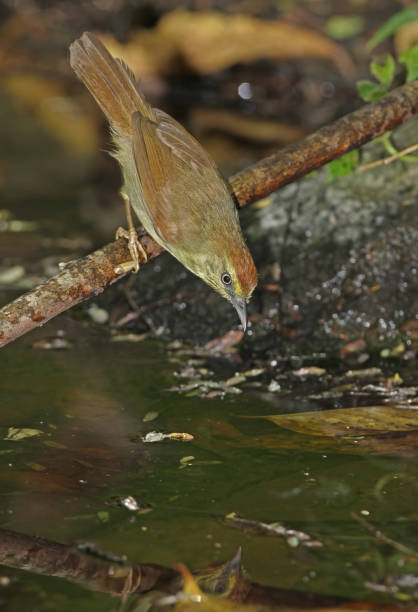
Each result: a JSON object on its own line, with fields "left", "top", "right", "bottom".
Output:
{"left": 351, "top": 512, "right": 418, "bottom": 556}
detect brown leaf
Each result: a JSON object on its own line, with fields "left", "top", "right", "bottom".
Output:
{"left": 98, "top": 10, "right": 354, "bottom": 78}
{"left": 159, "top": 11, "right": 354, "bottom": 76}
{"left": 204, "top": 330, "right": 244, "bottom": 352}
{"left": 340, "top": 338, "right": 367, "bottom": 357}
{"left": 262, "top": 405, "right": 418, "bottom": 437}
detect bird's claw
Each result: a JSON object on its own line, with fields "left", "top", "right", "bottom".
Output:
{"left": 115, "top": 226, "right": 147, "bottom": 273}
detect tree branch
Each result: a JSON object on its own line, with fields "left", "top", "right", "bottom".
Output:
{"left": 231, "top": 79, "right": 418, "bottom": 205}
{"left": 1, "top": 79, "right": 417, "bottom": 348}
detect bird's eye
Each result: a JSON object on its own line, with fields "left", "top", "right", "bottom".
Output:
{"left": 221, "top": 272, "right": 232, "bottom": 286}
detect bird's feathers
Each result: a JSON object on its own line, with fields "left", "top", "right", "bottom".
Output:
{"left": 70, "top": 32, "right": 257, "bottom": 302}
{"left": 69, "top": 32, "right": 155, "bottom": 135}
{"left": 131, "top": 111, "right": 235, "bottom": 250}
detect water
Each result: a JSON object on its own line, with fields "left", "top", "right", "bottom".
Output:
{"left": 1, "top": 319, "right": 417, "bottom": 609}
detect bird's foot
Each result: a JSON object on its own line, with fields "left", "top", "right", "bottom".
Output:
{"left": 115, "top": 226, "right": 147, "bottom": 273}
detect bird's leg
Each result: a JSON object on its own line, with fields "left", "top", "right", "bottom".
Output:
{"left": 115, "top": 192, "right": 147, "bottom": 273}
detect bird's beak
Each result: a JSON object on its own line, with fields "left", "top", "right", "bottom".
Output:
{"left": 232, "top": 295, "right": 247, "bottom": 331}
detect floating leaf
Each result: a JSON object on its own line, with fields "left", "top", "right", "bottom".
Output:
{"left": 97, "top": 511, "right": 110, "bottom": 523}
{"left": 43, "top": 440, "right": 67, "bottom": 449}
{"left": 166, "top": 432, "right": 194, "bottom": 441}
{"left": 142, "top": 431, "right": 194, "bottom": 443}
{"left": 25, "top": 462, "right": 46, "bottom": 472}
{"left": 4, "top": 427, "right": 43, "bottom": 441}
{"left": 261, "top": 405, "right": 418, "bottom": 437}
{"left": 179, "top": 456, "right": 195, "bottom": 469}
{"left": 143, "top": 431, "right": 165, "bottom": 443}
{"left": 143, "top": 411, "right": 159, "bottom": 423}
{"left": 117, "top": 496, "right": 140, "bottom": 512}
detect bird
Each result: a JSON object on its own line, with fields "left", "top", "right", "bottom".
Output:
{"left": 69, "top": 32, "right": 257, "bottom": 330}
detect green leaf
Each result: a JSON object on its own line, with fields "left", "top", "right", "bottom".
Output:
{"left": 356, "top": 79, "right": 387, "bottom": 102}
{"left": 400, "top": 43, "right": 418, "bottom": 82}
{"left": 97, "top": 511, "right": 110, "bottom": 523}
{"left": 368, "top": 4, "right": 418, "bottom": 49}
{"left": 370, "top": 55, "right": 395, "bottom": 86}
{"left": 326, "top": 150, "right": 359, "bottom": 182}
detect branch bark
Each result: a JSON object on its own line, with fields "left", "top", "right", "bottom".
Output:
{"left": 0, "top": 528, "right": 177, "bottom": 597}
{"left": 1, "top": 79, "right": 418, "bottom": 348}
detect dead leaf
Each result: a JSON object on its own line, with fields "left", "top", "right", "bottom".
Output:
{"left": 142, "top": 431, "right": 194, "bottom": 443}
{"left": 98, "top": 10, "right": 354, "bottom": 79}
{"left": 340, "top": 338, "right": 367, "bottom": 357}
{"left": 204, "top": 330, "right": 244, "bottom": 352}
{"left": 293, "top": 366, "right": 326, "bottom": 377}
{"left": 261, "top": 405, "right": 418, "bottom": 437}
{"left": 158, "top": 11, "right": 354, "bottom": 76}
{"left": 344, "top": 367, "right": 382, "bottom": 379}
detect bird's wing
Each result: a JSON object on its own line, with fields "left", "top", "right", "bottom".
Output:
{"left": 131, "top": 110, "right": 231, "bottom": 248}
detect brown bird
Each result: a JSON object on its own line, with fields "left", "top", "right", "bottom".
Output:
{"left": 70, "top": 33, "right": 257, "bottom": 329}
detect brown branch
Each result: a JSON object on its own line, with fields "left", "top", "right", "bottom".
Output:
{"left": 0, "top": 528, "right": 177, "bottom": 598}
{"left": 0, "top": 528, "right": 387, "bottom": 609}
{"left": 231, "top": 79, "right": 418, "bottom": 206}
{"left": 1, "top": 79, "right": 418, "bottom": 348}
{"left": 0, "top": 231, "right": 163, "bottom": 347}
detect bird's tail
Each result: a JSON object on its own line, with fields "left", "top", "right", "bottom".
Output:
{"left": 69, "top": 32, "right": 155, "bottom": 136}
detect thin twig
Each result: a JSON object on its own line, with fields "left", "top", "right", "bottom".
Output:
{"left": 358, "top": 142, "right": 418, "bottom": 171}
{"left": 351, "top": 512, "right": 418, "bottom": 556}
{"left": 1, "top": 79, "right": 418, "bottom": 348}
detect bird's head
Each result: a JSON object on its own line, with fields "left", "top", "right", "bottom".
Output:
{"left": 184, "top": 240, "right": 257, "bottom": 330}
